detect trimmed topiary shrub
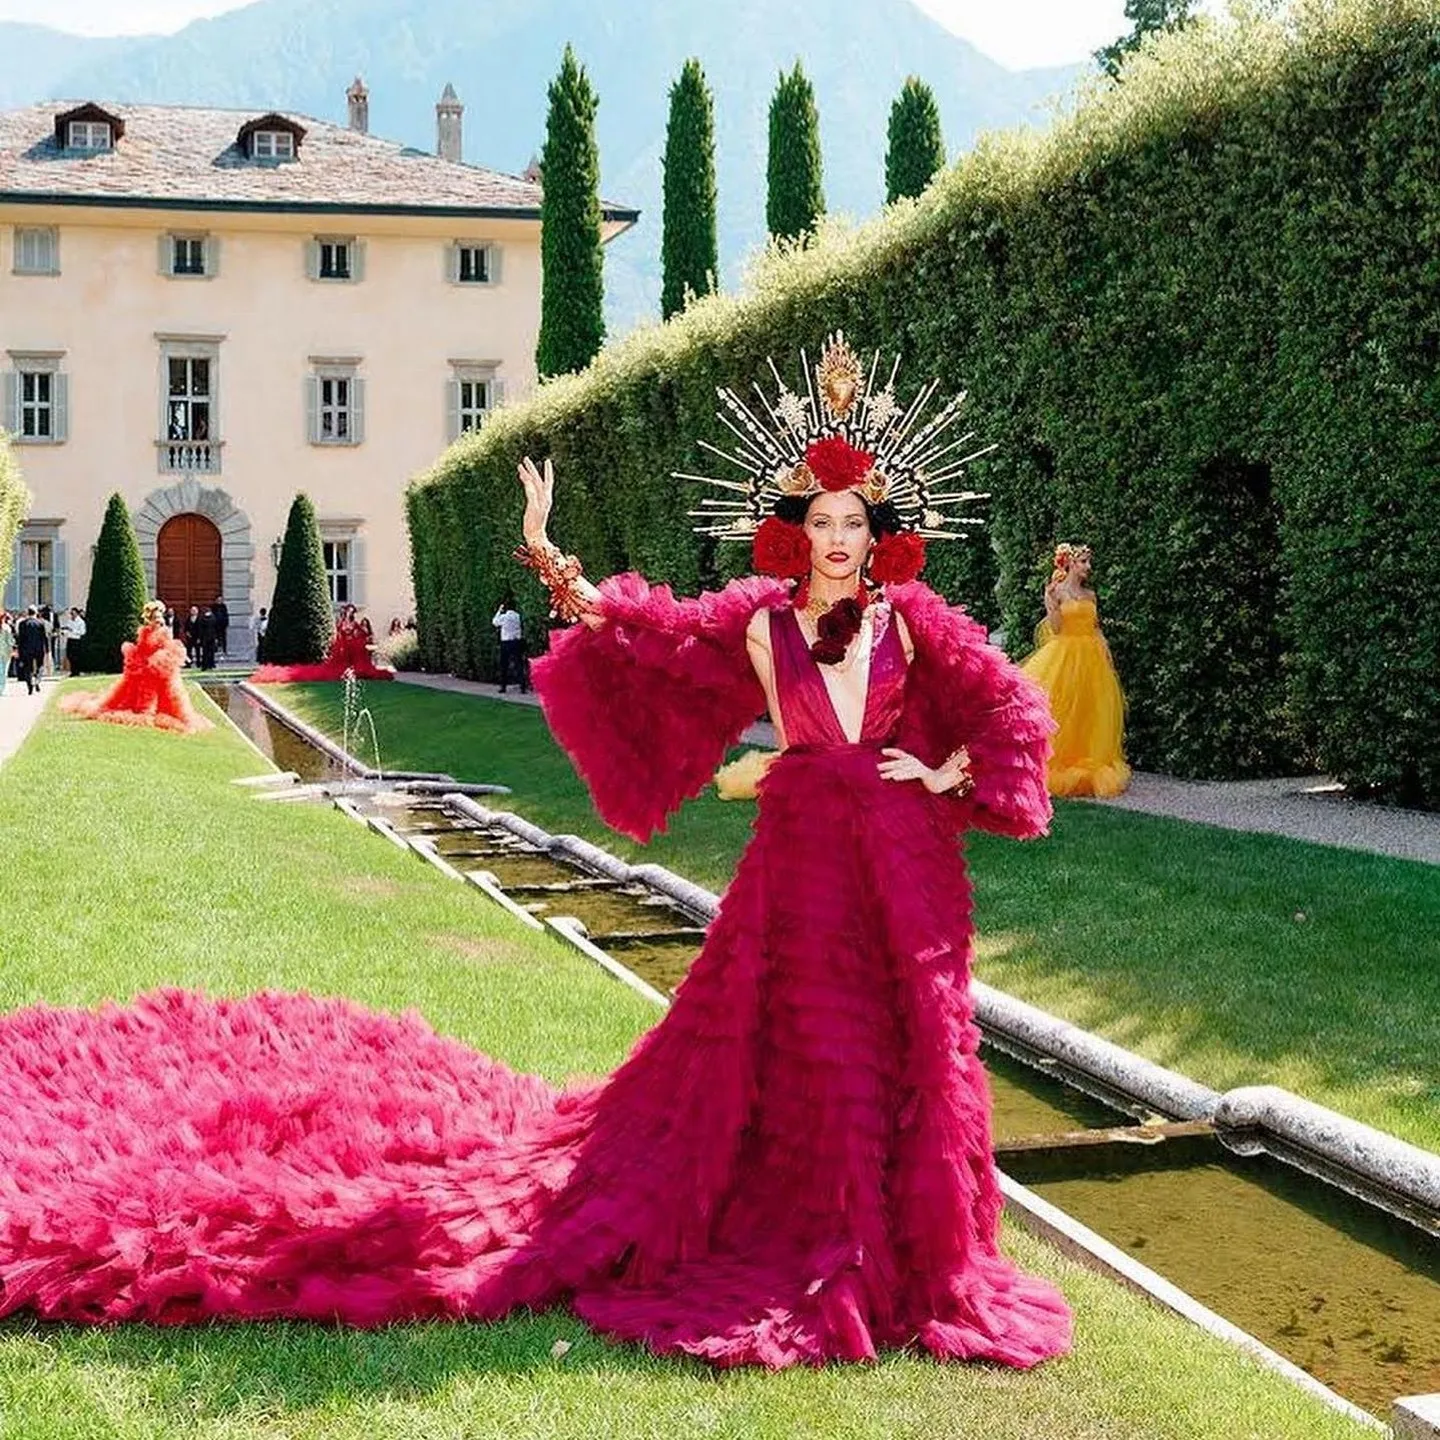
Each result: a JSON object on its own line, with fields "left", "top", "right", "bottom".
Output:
{"left": 82, "top": 493, "right": 147, "bottom": 673}
{"left": 409, "top": 0, "right": 1440, "bottom": 805}
{"left": 265, "top": 494, "right": 334, "bottom": 664}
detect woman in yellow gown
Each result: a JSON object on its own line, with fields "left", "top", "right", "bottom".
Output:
{"left": 1020, "top": 543, "right": 1131, "bottom": 797}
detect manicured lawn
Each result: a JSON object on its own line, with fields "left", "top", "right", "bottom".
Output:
{"left": 0, "top": 690, "right": 1378, "bottom": 1438}
{"left": 279, "top": 680, "right": 1440, "bottom": 1154}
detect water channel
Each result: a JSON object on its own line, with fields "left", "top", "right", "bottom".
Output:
{"left": 210, "top": 681, "right": 1440, "bottom": 1418}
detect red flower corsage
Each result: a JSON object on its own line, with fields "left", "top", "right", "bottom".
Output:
{"left": 752, "top": 516, "right": 811, "bottom": 578}
{"left": 804, "top": 435, "right": 875, "bottom": 493}
{"left": 868, "top": 530, "right": 927, "bottom": 584}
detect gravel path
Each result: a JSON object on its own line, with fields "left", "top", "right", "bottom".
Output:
{"left": 1096, "top": 772, "right": 1439, "bottom": 866}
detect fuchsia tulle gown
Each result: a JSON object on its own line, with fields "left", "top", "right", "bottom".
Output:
{"left": 0, "top": 574, "right": 1072, "bottom": 1371}
{"left": 251, "top": 619, "right": 393, "bottom": 684}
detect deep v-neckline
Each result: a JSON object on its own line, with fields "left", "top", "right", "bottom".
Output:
{"left": 789, "top": 606, "right": 875, "bottom": 745}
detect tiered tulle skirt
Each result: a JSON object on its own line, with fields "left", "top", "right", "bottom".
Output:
{"left": 1021, "top": 633, "right": 1131, "bottom": 797}
{"left": 0, "top": 746, "right": 1070, "bottom": 1368}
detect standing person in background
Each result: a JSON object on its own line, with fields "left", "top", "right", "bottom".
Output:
{"left": 162, "top": 603, "right": 178, "bottom": 638}
{"left": 254, "top": 607, "right": 268, "bottom": 663}
{"left": 0, "top": 611, "right": 14, "bottom": 695}
{"left": 492, "top": 593, "right": 527, "bottom": 694}
{"left": 196, "top": 606, "right": 218, "bottom": 672}
{"left": 61, "top": 608, "right": 86, "bottom": 677}
{"left": 37, "top": 605, "right": 55, "bottom": 677}
{"left": 212, "top": 596, "right": 229, "bottom": 659}
{"left": 1019, "top": 543, "right": 1130, "bottom": 797}
{"left": 184, "top": 606, "right": 201, "bottom": 667}
{"left": 15, "top": 607, "right": 48, "bottom": 694}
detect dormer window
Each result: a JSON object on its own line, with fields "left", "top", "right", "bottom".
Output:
{"left": 236, "top": 113, "right": 306, "bottom": 162}
{"left": 54, "top": 104, "right": 124, "bottom": 153}
{"left": 251, "top": 130, "right": 294, "bottom": 161}
{"left": 67, "top": 120, "right": 112, "bottom": 151}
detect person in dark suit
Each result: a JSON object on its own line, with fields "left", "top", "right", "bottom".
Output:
{"left": 15, "top": 606, "right": 48, "bottom": 694}
{"left": 212, "top": 596, "right": 229, "bottom": 658}
{"left": 195, "top": 607, "right": 218, "bottom": 671}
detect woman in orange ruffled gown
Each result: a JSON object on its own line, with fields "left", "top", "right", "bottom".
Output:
{"left": 1020, "top": 544, "right": 1130, "bottom": 797}
{"left": 60, "top": 601, "right": 211, "bottom": 734}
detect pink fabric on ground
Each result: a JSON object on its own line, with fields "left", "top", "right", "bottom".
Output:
{"left": 0, "top": 576, "right": 1069, "bottom": 1370}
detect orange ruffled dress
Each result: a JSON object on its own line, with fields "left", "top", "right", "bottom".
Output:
{"left": 1020, "top": 596, "right": 1130, "bottom": 797}
{"left": 60, "top": 621, "right": 211, "bottom": 734}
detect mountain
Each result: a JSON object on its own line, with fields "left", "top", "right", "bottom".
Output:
{"left": 4, "top": 0, "right": 1082, "bottom": 331}
{"left": 0, "top": 24, "right": 143, "bottom": 109}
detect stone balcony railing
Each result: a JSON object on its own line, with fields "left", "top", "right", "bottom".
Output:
{"left": 156, "top": 439, "right": 222, "bottom": 475}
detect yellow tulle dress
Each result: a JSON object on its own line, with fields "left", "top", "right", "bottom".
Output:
{"left": 1020, "top": 596, "right": 1131, "bottom": 797}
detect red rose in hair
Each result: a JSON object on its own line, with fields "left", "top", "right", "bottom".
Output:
{"left": 868, "top": 530, "right": 927, "bottom": 584}
{"left": 752, "top": 516, "right": 811, "bottom": 578}
{"left": 805, "top": 436, "right": 875, "bottom": 493}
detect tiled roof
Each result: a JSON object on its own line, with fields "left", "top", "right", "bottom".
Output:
{"left": 0, "top": 102, "right": 638, "bottom": 222}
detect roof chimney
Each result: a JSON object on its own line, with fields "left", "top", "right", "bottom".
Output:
{"left": 346, "top": 76, "right": 369, "bottom": 134}
{"left": 436, "top": 82, "right": 463, "bottom": 164}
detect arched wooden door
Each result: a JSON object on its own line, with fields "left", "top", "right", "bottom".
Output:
{"left": 156, "top": 513, "right": 222, "bottom": 615}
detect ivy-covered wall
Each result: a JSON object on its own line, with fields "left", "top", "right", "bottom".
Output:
{"left": 408, "top": 0, "right": 1440, "bottom": 806}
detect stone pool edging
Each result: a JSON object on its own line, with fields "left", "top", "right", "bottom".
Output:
{"left": 221, "top": 689, "right": 1439, "bottom": 1433}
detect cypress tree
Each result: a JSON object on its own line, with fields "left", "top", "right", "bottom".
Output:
{"left": 82, "top": 492, "right": 147, "bottom": 673}
{"left": 536, "top": 45, "right": 605, "bottom": 378}
{"left": 1097, "top": 0, "right": 1196, "bottom": 78}
{"left": 766, "top": 62, "right": 824, "bottom": 244}
{"left": 661, "top": 58, "right": 719, "bottom": 320}
{"left": 264, "top": 493, "right": 334, "bottom": 664}
{"left": 885, "top": 77, "right": 945, "bottom": 204}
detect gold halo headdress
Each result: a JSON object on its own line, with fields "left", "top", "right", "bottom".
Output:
{"left": 677, "top": 332, "right": 994, "bottom": 542}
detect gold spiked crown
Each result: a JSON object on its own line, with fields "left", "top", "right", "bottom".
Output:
{"left": 678, "top": 332, "right": 993, "bottom": 542}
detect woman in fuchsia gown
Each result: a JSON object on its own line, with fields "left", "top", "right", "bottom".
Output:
{"left": 0, "top": 338, "right": 1070, "bottom": 1372}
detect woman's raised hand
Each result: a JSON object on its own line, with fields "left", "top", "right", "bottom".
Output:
{"left": 518, "top": 456, "right": 554, "bottom": 547}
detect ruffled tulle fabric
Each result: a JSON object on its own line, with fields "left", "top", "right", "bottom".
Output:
{"left": 532, "top": 573, "right": 787, "bottom": 841}
{"left": 252, "top": 626, "right": 394, "bottom": 685}
{"left": 5, "top": 577, "right": 1070, "bottom": 1370}
{"left": 59, "top": 624, "right": 211, "bottom": 734}
{"left": 0, "top": 749, "right": 1070, "bottom": 1367}
{"left": 1020, "top": 598, "right": 1130, "bottom": 798}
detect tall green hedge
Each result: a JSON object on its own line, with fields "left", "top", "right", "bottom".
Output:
{"left": 0, "top": 433, "right": 28, "bottom": 599}
{"left": 409, "top": 0, "right": 1440, "bottom": 806}
{"left": 82, "top": 493, "right": 147, "bottom": 673}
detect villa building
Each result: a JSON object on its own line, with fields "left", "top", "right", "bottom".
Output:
{"left": 0, "top": 84, "right": 637, "bottom": 652}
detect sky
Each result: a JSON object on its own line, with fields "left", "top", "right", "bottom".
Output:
{"left": 0, "top": 0, "right": 1173, "bottom": 70}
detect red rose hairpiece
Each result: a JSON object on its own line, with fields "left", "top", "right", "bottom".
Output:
{"left": 752, "top": 516, "right": 811, "bottom": 578}
{"left": 868, "top": 531, "right": 927, "bottom": 584}
{"left": 804, "top": 435, "right": 875, "bottom": 494}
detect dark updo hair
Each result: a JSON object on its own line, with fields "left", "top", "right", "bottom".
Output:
{"left": 772, "top": 491, "right": 904, "bottom": 537}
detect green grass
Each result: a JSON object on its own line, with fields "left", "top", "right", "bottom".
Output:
{"left": 278, "top": 680, "right": 1440, "bottom": 1154}
{"left": 0, "top": 690, "right": 1379, "bottom": 1439}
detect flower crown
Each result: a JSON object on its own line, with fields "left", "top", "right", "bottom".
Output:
{"left": 1053, "top": 542, "right": 1092, "bottom": 571}
{"left": 678, "top": 333, "right": 992, "bottom": 554}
